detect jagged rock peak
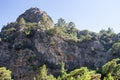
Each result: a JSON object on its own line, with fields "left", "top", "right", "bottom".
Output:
{"left": 25, "top": 7, "right": 44, "bottom": 14}
{"left": 17, "top": 7, "right": 54, "bottom": 24}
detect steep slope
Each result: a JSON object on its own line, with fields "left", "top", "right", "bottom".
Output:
{"left": 0, "top": 8, "right": 119, "bottom": 80}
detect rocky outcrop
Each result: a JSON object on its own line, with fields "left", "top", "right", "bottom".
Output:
{"left": 0, "top": 42, "right": 10, "bottom": 68}
{"left": 0, "top": 8, "right": 118, "bottom": 80}
{"left": 17, "top": 7, "right": 54, "bottom": 29}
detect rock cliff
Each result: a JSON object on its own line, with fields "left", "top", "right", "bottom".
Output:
{"left": 0, "top": 8, "right": 119, "bottom": 80}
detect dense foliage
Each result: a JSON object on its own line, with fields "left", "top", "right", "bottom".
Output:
{"left": 99, "top": 58, "right": 120, "bottom": 80}
{"left": 111, "top": 42, "right": 120, "bottom": 56}
{"left": 29, "top": 58, "right": 120, "bottom": 80}
{"left": 1, "top": 58, "right": 120, "bottom": 80}
{"left": 0, "top": 67, "right": 12, "bottom": 80}
{"left": 48, "top": 18, "right": 118, "bottom": 45}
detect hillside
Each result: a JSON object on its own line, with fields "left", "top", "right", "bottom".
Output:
{"left": 0, "top": 7, "right": 120, "bottom": 80}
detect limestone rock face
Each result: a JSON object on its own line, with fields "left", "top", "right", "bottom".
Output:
{"left": 0, "top": 42, "right": 10, "bottom": 68}
{"left": 17, "top": 7, "right": 54, "bottom": 29}
{"left": 0, "top": 8, "right": 118, "bottom": 80}
{"left": 18, "top": 8, "right": 44, "bottom": 23}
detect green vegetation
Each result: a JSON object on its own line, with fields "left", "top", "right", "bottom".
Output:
{"left": 1, "top": 58, "right": 120, "bottom": 80}
{"left": 34, "top": 62, "right": 100, "bottom": 80}
{"left": 2, "top": 7, "right": 120, "bottom": 80}
{"left": 48, "top": 18, "right": 98, "bottom": 42}
{"left": 18, "top": 17, "right": 26, "bottom": 24}
{"left": 35, "top": 58, "right": 120, "bottom": 80}
{"left": 45, "top": 26, "right": 115, "bottom": 50}
{"left": 39, "top": 64, "right": 56, "bottom": 80}
{"left": 22, "top": 23, "right": 37, "bottom": 37}
{"left": 99, "top": 58, "right": 120, "bottom": 80}
{"left": 0, "top": 67, "right": 12, "bottom": 80}
{"left": 1, "top": 16, "right": 120, "bottom": 80}
{"left": 99, "top": 28, "right": 116, "bottom": 51}
{"left": 41, "top": 14, "right": 54, "bottom": 30}
{"left": 111, "top": 42, "right": 120, "bottom": 56}
{"left": 3, "top": 28, "right": 16, "bottom": 32}
{"left": 33, "top": 58, "right": 120, "bottom": 80}
{"left": 60, "top": 62, "right": 67, "bottom": 78}
{"left": 39, "top": 65, "right": 48, "bottom": 80}
{"left": 103, "top": 73, "right": 114, "bottom": 80}
{"left": 48, "top": 18, "right": 78, "bottom": 42}
{"left": 3, "top": 17, "right": 116, "bottom": 44}
{"left": 55, "top": 18, "right": 67, "bottom": 27}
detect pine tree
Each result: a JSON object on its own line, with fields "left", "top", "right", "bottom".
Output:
{"left": 47, "top": 74, "right": 56, "bottom": 80}
{"left": 18, "top": 17, "right": 26, "bottom": 24}
{"left": 39, "top": 64, "right": 47, "bottom": 80}
{"left": 55, "top": 18, "right": 67, "bottom": 27}
{"left": 104, "top": 73, "right": 114, "bottom": 80}
{"left": 60, "top": 62, "right": 67, "bottom": 79}
{"left": 68, "top": 22, "right": 76, "bottom": 28}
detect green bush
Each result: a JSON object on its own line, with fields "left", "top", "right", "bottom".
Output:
{"left": 103, "top": 73, "right": 114, "bottom": 80}
{"left": 99, "top": 28, "right": 116, "bottom": 51}
{"left": 39, "top": 65, "right": 48, "bottom": 80}
{"left": 22, "top": 23, "right": 36, "bottom": 37}
{"left": 37, "top": 65, "right": 56, "bottom": 80}
{"left": 100, "top": 58, "right": 120, "bottom": 80}
{"left": 0, "top": 67, "right": 12, "bottom": 80}
{"left": 18, "top": 17, "right": 26, "bottom": 24}
{"left": 47, "top": 26, "right": 78, "bottom": 42}
{"left": 111, "top": 42, "right": 120, "bottom": 55}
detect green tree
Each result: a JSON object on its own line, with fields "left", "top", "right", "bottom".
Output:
{"left": 55, "top": 18, "right": 67, "bottom": 27}
{"left": 84, "top": 34, "right": 92, "bottom": 41}
{"left": 104, "top": 73, "right": 114, "bottom": 80}
{"left": 100, "top": 58, "right": 120, "bottom": 80}
{"left": 60, "top": 62, "right": 67, "bottom": 78}
{"left": 38, "top": 64, "right": 56, "bottom": 80}
{"left": 64, "top": 67, "right": 100, "bottom": 80}
{"left": 18, "top": 17, "right": 26, "bottom": 24}
{"left": 39, "top": 64, "right": 47, "bottom": 80}
{"left": 111, "top": 42, "right": 120, "bottom": 55}
{"left": 0, "top": 67, "right": 12, "bottom": 80}
{"left": 107, "top": 27, "right": 114, "bottom": 34}
{"left": 68, "top": 22, "right": 76, "bottom": 28}
{"left": 47, "top": 74, "right": 56, "bottom": 80}
{"left": 99, "top": 28, "right": 116, "bottom": 51}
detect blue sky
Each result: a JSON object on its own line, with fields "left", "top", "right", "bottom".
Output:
{"left": 1, "top": 0, "right": 120, "bottom": 33}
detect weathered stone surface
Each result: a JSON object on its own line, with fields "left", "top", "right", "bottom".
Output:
{"left": 17, "top": 7, "right": 54, "bottom": 29}
{"left": 0, "top": 7, "right": 118, "bottom": 80}
{"left": 0, "top": 30, "right": 113, "bottom": 80}
{"left": 0, "top": 42, "right": 10, "bottom": 68}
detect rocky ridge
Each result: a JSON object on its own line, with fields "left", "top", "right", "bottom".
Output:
{"left": 0, "top": 8, "right": 119, "bottom": 80}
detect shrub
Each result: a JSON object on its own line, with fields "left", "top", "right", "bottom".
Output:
{"left": 111, "top": 42, "right": 120, "bottom": 55}
{"left": 39, "top": 65, "right": 48, "bottom": 80}
{"left": 0, "top": 67, "right": 12, "bottom": 80}
{"left": 23, "top": 23, "right": 36, "bottom": 37}
{"left": 100, "top": 58, "right": 120, "bottom": 80}
{"left": 18, "top": 17, "right": 26, "bottom": 24}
